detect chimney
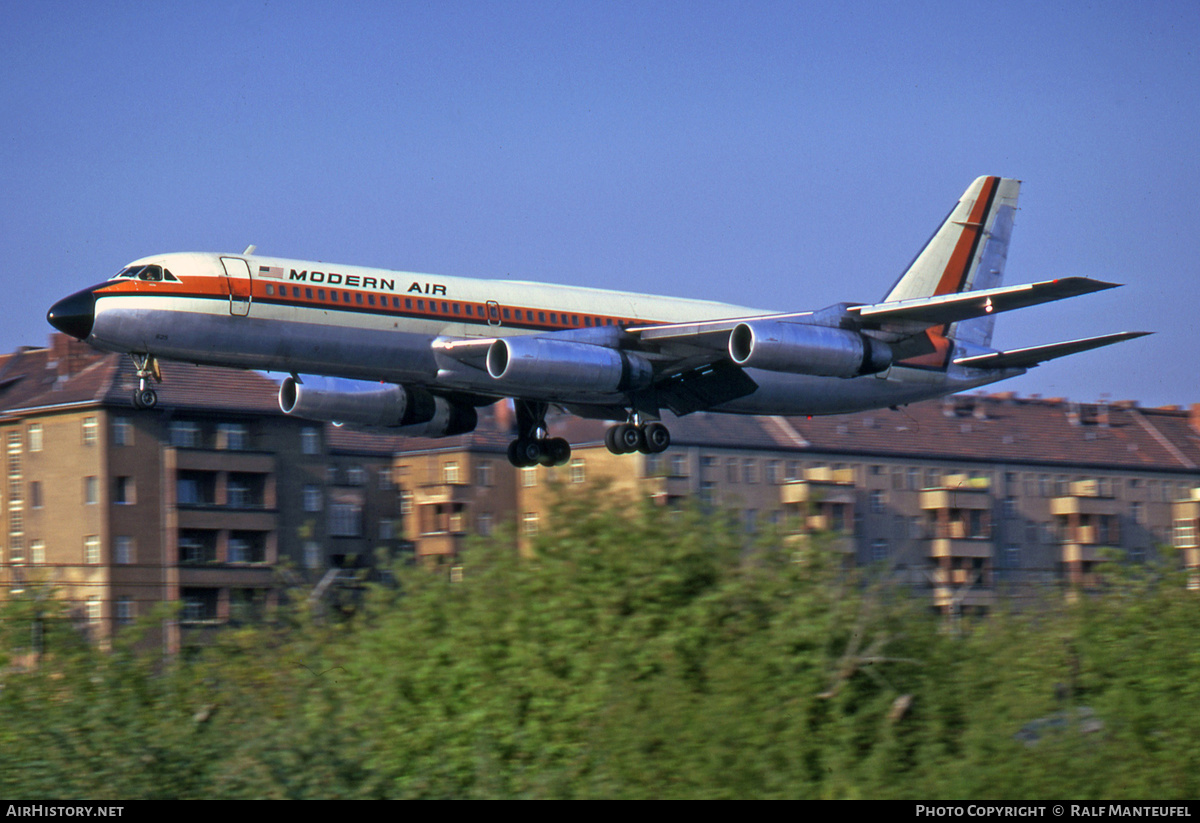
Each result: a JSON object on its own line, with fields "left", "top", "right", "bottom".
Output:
{"left": 493, "top": 398, "right": 515, "bottom": 434}
{"left": 1190, "top": 404, "right": 1200, "bottom": 435}
{"left": 50, "top": 333, "right": 104, "bottom": 380}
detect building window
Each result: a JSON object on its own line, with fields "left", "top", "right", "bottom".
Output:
{"left": 29, "top": 481, "right": 42, "bottom": 509}
{"left": 476, "top": 461, "right": 493, "bottom": 487}
{"left": 765, "top": 460, "right": 781, "bottom": 485}
{"left": 116, "top": 597, "right": 134, "bottom": 627}
{"left": 304, "top": 541, "right": 321, "bottom": 570}
{"left": 170, "top": 421, "right": 201, "bottom": 448}
{"left": 304, "top": 484, "right": 322, "bottom": 512}
{"left": 87, "top": 596, "right": 101, "bottom": 626}
{"left": 1005, "top": 546, "right": 1021, "bottom": 569}
{"left": 227, "top": 478, "right": 251, "bottom": 508}
{"left": 670, "top": 454, "right": 688, "bottom": 478}
{"left": 569, "top": 458, "right": 586, "bottom": 484}
{"left": 443, "top": 461, "right": 461, "bottom": 484}
{"left": 82, "top": 417, "right": 98, "bottom": 446}
{"left": 477, "top": 512, "right": 493, "bottom": 536}
{"left": 329, "top": 503, "right": 363, "bottom": 537}
{"left": 27, "top": 424, "right": 42, "bottom": 453}
{"left": 219, "top": 424, "right": 249, "bottom": 451}
{"left": 31, "top": 540, "right": 44, "bottom": 565}
{"left": 522, "top": 512, "right": 539, "bottom": 537}
{"left": 906, "top": 467, "right": 920, "bottom": 491}
{"left": 378, "top": 467, "right": 393, "bottom": 490}
{"left": 1130, "top": 502, "right": 1142, "bottom": 525}
{"left": 871, "top": 539, "right": 888, "bottom": 563}
{"left": 84, "top": 476, "right": 98, "bottom": 505}
{"left": 743, "top": 460, "right": 759, "bottom": 484}
{"left": 84, "top": 535, "right": 100, "bottom": 565}
{"left": 521, "top": 466, "right": 538, "bottom": 488}
{"left": 379, "top": 519, "right": 395, "bottom": 540}
{"left": 115, "top": 536, "right": 133, "bottom": 565}
{"left": 346, "top": 465, "right": 367, "bottom": 486}
{"left": 112, "top": 417, "right": 131, "bottom": 447}
{"left": 301, "top": 427, "right": 320, "bottom": 455}
{"left": 180, "top": 531, "right": 216, "bottom": 564}
{"left": 400, "top": 489, "right": 413, "bottom": 515}
{"left": 726, "top": 458, "right": 739, "bottom": 483}
{"left": 870, "top": 490, "right": 886, "bottom": 514}
{"left": 114, "top": 476, "right": 135, "bottom": 505}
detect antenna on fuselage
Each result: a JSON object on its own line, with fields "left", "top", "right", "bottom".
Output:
{"left": 243, "top": 245, "right": 257, "bottom": 255}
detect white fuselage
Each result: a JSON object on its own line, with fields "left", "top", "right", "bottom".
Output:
{"left": 79, "top": 251, "right": 1011, "bottom": 417}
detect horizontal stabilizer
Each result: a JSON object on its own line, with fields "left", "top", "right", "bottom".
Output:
{"left": 953, "top": 331, "right": 1150, "bottom": 370}
{"left": 851, "top": 277, "right": 1120, "bottom": 331}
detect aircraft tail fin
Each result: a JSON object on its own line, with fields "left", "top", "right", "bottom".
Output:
{"left": 883, "top": 176, "right": 1021, "bottom": 349}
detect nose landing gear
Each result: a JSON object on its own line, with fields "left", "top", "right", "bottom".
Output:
{"left": 130, "top": 353, "right": 161, "bottom": 409}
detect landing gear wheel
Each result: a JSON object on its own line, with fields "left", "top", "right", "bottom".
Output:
{"left": 642, "top": 422, "right": 670, "bottom": 454}
{"left": 616, "top": 423, "right": 643, "bottom": 454}
{"left": 133, "top": 388, "right": 158, "bottom": 409}
{"left": 546, "top": 437, "right": 571, "bottom": 465}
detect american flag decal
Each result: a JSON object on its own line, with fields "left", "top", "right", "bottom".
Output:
{"left": 258, "top": 265, "right": 285, "bottom": 279}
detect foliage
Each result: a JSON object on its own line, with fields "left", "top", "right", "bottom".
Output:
{"left": 0, "top": 491, "right": 1197, "bottom": 798}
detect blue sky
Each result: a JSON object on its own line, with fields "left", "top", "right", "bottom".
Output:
{"left": 3, "top": 1, "right": 1197, "bottom": 407}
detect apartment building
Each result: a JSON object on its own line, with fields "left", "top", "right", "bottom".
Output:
{"left": 5, "top": 335, "right": 1199, "bottom": 636}
{"left": 0, "top": 336, "right": 397, "bottom": 648}
{"left": 391, "top": 393, "right": 1200, "bottom": 611}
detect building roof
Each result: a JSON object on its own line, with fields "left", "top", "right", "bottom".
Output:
{"left": 0, "top": 334, "right": 284, "bottom": 417}
{"left": 2, "top": 335, "right": 1199, "bottom": 475}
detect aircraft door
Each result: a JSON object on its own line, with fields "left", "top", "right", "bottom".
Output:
{"left": 220, "top": 257, "right": 253, "bottom": 316}
{"left": 486, "top": 300, "right": 501, "bottom": 326}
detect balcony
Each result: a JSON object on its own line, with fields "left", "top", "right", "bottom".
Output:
{"left": 413, "top": 482, "right": 473, "bottom": 506}
{"left": 920, "top": 487, "right": 992, "bottom": 510}
{"left": 930, "top": 537, "right": 993, "bottom": 559}
{"left": 1050, "top": 495, "right": 1120, "bottom": 517}
{"left": 175, "top": 450, "right": 274, "bottom": 474}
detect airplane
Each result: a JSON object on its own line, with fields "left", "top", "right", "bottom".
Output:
{"left": 47, "top": 176, "right": 1147, "bottom": 468}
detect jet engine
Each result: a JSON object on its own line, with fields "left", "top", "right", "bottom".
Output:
{"left": 728, "top": 321, "right": 893, "bottom": 378}
{"left": 486, "top": 336, "right": 652, "bottom": 393}
{"left": 279, "top": 377, "right": 477, "bottom": 437}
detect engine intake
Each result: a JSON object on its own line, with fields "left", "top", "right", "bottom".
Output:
{"left": 279, "top": 377, "right": 477, "bottom": 437}
{"left": 729, "top": 321, "right": 892, "bottom": 377}
{"left": 486, "top": 336, "right": 652, "bottom": 393}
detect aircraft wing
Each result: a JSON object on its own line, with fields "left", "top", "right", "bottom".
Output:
{"left": 953, "top": 331, "right": 1150, "bottom": 370}
{"left": 848, "top": 278, "right": 1120, "bottom": 336}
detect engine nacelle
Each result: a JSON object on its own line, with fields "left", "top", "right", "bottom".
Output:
{"left": 278, "top": 377, "right": 477, "bottom": 437}
{"left": 486, "top": 336, "right": 652, "bottom": 393}
{"left": 729, "top": 321, "right": 893, "bottom": 378}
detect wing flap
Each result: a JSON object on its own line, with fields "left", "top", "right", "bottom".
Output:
{"left": 954, "top": 331, "right": 1150, "bottom": 370}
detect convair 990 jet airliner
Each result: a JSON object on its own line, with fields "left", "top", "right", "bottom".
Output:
{"left": 48, "top": 176, "right": 1146, "bottom": 467}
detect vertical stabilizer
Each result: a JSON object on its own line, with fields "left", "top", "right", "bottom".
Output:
{"left": 884, "top": 176, "right": 1020, "bottom": 358}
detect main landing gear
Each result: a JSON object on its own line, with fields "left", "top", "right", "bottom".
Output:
{"left": 130, "top": 353, "right": 161, "bottom": 409}
{"left": 604, "top": 417, "right": 670, "bottom": 455}
{"left": 505, "top": 404, "right": 672, "bottom": 466}
{"left": 507, "top": 400, "right": 572, "bottom": 468}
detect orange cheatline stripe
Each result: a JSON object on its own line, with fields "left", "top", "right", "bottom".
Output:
{"left": 901, "top": 176, "right": 1000, "bottom": 371}
{"left": 933, "top": 175, "right": 999, "bottom": 297}
{"left": 95, "top": 277, "right": 653, "bottom": 333}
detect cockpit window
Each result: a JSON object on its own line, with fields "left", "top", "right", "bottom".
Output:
{"left": 110, "top": 264, "right": 180, "bottom": 282}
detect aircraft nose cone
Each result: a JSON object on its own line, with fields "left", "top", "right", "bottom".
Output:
{"left": 47, "top": 288, "right": 96, "bottom": 340}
